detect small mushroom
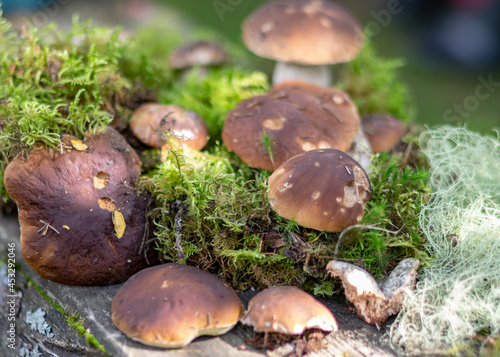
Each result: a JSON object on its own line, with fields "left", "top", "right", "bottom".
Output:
{"left": 242, "top": 0, "right": 363, "bottom": 86}
{"left": 268, "top": 149, "right": 371, "bottom": 232}
{"left": 362, "top": 114, "right": 407, "bottom": 153}
{"left": 241, "top": 286, "right": 338, "bottom": 335}
{"left": 169, "top": 40, "right": 228, "bottom": 79}
{"left": 4, "top": 127, "right": 155, "bottom": 285}
{"left": 111, "top": 263, "right": 243, "bottom": 348}
{"left": 327, "top": 258, "right": 420, "bottom": 328}
{"left": 129, "top": 103, "right": 208, "bottom": 150}
{"left": 222, "top": 81, "right": 360, "bottom": 171}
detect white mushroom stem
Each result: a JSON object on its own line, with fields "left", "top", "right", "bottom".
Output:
{"left": 273, "top": 61, "right": 332, "bottom": 87}
{"left": 347, "top": 126, "right": 373, "bottom": 172}
{"left": 327, "top": 258, "right": 420, "bottom": 328}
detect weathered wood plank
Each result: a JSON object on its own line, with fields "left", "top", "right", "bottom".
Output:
{"left": 0, "top": 215, "right": 396, "bottom": 357}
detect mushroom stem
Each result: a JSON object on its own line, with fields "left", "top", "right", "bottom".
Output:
{"left": 273, "top": 62, "right": 332, "bottom": 87}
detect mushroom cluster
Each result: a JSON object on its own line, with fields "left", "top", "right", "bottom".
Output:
{"left": 4, "top": 127, "right": 155, "bottom": 285}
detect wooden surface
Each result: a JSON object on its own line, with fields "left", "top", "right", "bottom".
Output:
{"left": 0, "top": 214, "right": 397, "bottom": 357}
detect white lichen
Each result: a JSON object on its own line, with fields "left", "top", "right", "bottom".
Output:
{"left": 388, "top": 126, "right": 500, "bottom": 355}
{"left": 26, "top": 308, "right": 54, "bottom": 338}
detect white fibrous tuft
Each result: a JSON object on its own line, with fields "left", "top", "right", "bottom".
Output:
{"left": 387, "top": 127, "right": 500, "bottom": 355}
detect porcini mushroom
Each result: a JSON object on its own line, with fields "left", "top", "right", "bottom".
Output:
{"left": 111, "top": 263, "right": 243, "bottom": 348}
{"left": 362, "top": 114, "right": 407, "bottom": 153}
{"left": 327, "top": 258, "right": 420, "bottom": 328}
{"left": 129, "top": 103, "right": 208, "bottom": 150}
{"left": 242, "top": 0, "right": 363, "bottom": 86}
{"left": 241, "top": 286, "right": 337, "bottom": 335}
{"left": 169, "top": 40, "right": 228, "bottom": 80}
{"left": 222, "top": 81, "right": 360, "bottom": 171}
{"left": 3, "top": 127, "right": 155, "bottom": 285}
{"left": 268, "top": 149, "right": 371, "bottom": 232}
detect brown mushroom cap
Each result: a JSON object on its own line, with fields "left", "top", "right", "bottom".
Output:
{"left": 129, "top": 103, "right": 208, "bottom": 150}
{"left": 240, "top": 286, "right": 338, "bottom": 334}
{"left": 169, "top": 40, "right": 228, "bottom": 69}
{"left": 111, "top": 263, "right": 243, "bottom": 348}
{"left": 242, "top": 0, "right": 363, "bottom": 65}
{"left": 362, "top": 114, "right": 407, "bottom": 153}
{"left": 268, "top": 149, "right": 371, "bottom": 232}
{"left": 3, "top": 127, "right": 155, "bottom": 286}
{"left": 222, "top": 81, "right": 360, "bottom": 171}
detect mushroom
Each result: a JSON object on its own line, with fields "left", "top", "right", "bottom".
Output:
{"left": 222, "top": 80, "right": 360, "bottom": 171}
{"left": 3, "top": 127, "right": 155, "bottom": 285}
{"left": 168, "top": 40, "right": 228, "bottom": 79}
{"left": 268, "top": 149, "right": 371, "bottom": 232}
{"left": 242, "top": 0, "right": 363, "bottom": 86}
{"left": 129, "top": 103, "right": 209, "bottom": 151}
{"left": 362, "top": 114, "right": 407, "bottom": 153}
{"left": 327, "top": 258, "right": 420, "bottom": 328}
{"left": 241, "top": 286, "right": 337, "bottom": 335}
{"left": 111, "top": 263, "right": 243, "bottom": 348}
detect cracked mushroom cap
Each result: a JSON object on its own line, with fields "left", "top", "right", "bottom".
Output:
{"left": 268, "top": 149, "right": 371, "bottom": 232}
{"left": 241, "top": 286, "right": 338, "bottom": 334}
{"left": 222, "top": 81, "right": 360, "bottom": 171}
{"left": 242, "top": 0, "right": 363, "bottom": 65}
{"left": 4, "top": 127, "right": 155, "bottom": 286}
{"left": 326, "top": 259, "right": 420, "bottom": 327}
{"left": 362, "top": 114, "right": 407, "bottom": 153}
{"left": 129, "top": 103, "right": 208, "bottom": 150}
{"left": 111, "top": 263, "right": 243, "bottom": 348}
{"left": 168, "top": 40, "right": 228, "bottom": 69}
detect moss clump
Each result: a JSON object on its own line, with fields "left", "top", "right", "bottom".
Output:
{"left": 338, "top": 43, "right": 416, "bottom": 122}
{"left": 142, "top": 132, "right": 430, "bottom": 291}
{"left": 162, "top": 67, "right": 269, "bottom": 142}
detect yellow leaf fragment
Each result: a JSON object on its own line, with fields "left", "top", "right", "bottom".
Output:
{"left": 71, "top": 139, "right": 88, "bottom": 151}
{"left": 112, "top": 210, "right": 126, "bottom": 238}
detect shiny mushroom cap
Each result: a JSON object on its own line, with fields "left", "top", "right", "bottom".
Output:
{"left": 111, "top": 263, "right": 243, "bottom": 348}
{"left": 268, "top": 149, "right": 371, "bottom": 232}
{"left": 169, "top": 40, "right": 228, "bottom": 69}
{"left": 241, "top": 286, "right": 338, "bottom": 334}
{"left": 130, "top": 103, "right": 208, "bottom": 150}
{"left": 3, "top": 127, "right": 155, "bottom": 286}
{"left": 362, "top": 114, "right": 407, "bottom": 153}
{"left": 242, "top": 0, "right": 363, "bottom": 65}
{"left": 222, "top": 81, "right": 360, "bottom": 172}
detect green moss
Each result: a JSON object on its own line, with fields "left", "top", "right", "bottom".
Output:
{"left": 338, "top": 43, "right": 416, "bottom": 122}
{"left": 162, "top": 67, "right": 269, "bottom": 143}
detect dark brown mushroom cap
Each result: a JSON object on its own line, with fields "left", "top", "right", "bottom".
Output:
{"left": 222, "top": 81, "right": 360, "bottom": 172}
{"left": 362, "top": 114, "right": 407, "bottom": 153}
{"left": 268, "top": 149, "right": 371, "bottom": 232}
{"left": 242, "top": 0, "right": 363, "bottom": 65}
{"left": 168, "top": 40, "right": 228, "bottom": 69}
{"left": 129, "top": 103, "right": 208, "bottom": 150}
{"left": 111, "top": 263, "right": 243, "bottom": 348}
{"left": 4, "top": 127, "right": 155, "bottom": 286}
{"left": 240, "top": 286, "right": 338, "bottom": 334}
